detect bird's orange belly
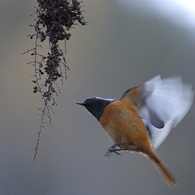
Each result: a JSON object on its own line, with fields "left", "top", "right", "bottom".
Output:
{"left": 99, "top": 101, "right": 150, "bottom": 149}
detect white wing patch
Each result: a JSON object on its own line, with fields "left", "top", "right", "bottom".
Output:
{"left": 140, "top": 75, "right": 194, "bottom": 149}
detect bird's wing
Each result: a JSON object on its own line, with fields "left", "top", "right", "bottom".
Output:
{"left": 121, "top": 75, "right": 194, "bottom": 149}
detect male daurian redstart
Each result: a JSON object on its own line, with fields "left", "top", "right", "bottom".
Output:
{"left": 77, "top": 75, "right": 194, "bottom": 186}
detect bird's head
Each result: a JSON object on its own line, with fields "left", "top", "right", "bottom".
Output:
{"left": 77, "top": 97, "right": 116, "bottom": 121}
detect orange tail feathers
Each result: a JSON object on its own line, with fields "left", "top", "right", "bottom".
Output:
{"left": 147, "top": 149, "right": 176, "bottom": 186}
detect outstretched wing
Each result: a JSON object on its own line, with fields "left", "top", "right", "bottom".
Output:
{"left": 121, "top": 75, "right": 194, "bottom": 149}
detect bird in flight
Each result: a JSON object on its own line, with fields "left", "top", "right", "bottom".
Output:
{"left": 77, "top": 75, "right": 194, "bottom": 186}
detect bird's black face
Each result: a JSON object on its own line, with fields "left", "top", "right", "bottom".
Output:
{"left": 77, "top": 97, "right": 116, "bottom": 121}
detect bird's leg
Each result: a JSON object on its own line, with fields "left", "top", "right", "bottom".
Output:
{"left": 105, "top": 143, "right": 133, "bottom": 157}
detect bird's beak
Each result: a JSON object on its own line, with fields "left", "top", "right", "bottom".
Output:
{"left": 76, "top": 102, "right": 86, "bottom": 106}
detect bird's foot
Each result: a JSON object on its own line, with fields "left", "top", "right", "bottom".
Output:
{"left": 104, "top": 143, "right": 131, "bottom": 157}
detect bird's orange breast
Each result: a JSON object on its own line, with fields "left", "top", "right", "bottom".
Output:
{"left": 99, "top": 100, "right": 151, "bottom": 150}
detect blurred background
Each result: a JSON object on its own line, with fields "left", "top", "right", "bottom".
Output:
{"left": 0, "top": 0, "right": 195, "bottom": 194}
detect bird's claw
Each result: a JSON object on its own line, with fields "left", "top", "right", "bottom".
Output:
{"left": 104, "top": 149, "right": 122, "bottom": 157}
{"left": 104, "top": 142, "right": 134, "bottom": 157}
{"left": 104, "top": 143, "right": 129, "bottom": 157}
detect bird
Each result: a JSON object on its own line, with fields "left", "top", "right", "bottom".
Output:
{"left": 77, "top": 75, "right": 194, "bottom": 186}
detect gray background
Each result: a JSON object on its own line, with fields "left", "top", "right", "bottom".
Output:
{"left": 0, "top": 0, "right": 195, "bottom": 194}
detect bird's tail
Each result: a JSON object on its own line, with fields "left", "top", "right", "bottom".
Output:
{"left": 147, "top": 149, "right": 176, "bottom": 187}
